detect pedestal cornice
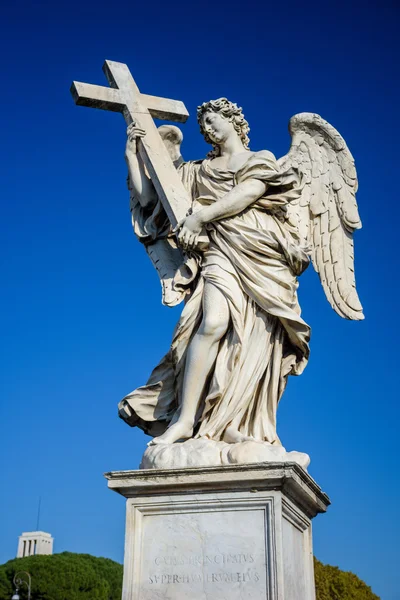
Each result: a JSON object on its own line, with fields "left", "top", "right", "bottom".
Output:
{"left": 105, "top": 462, "right": 330, "bottom": 519}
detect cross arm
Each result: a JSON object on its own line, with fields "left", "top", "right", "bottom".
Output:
{"left": 70, "top": 60, "right": 194, "bottom": 230}
{"left": 71, "top": 79, "right": 189, "bottom": 122}
{"left": 143, "top": 94, "right": 189, "bottom": 122}
{"left": 70, "top": 81, "right": 125, "bottom": 112}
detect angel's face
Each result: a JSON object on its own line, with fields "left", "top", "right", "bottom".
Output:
{"left": 201, "top": 111, "right": 235, "bottom": 145}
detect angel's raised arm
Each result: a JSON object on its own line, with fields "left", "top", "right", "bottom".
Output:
{"left": 127, "top": 123, "right": 199, "bottom": 307}
{"left": 125, "top": 123, "right": 157, "bottom": 209}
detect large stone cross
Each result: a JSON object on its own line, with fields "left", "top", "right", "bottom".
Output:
{"left": 70, "top": 60, "right": 191, "bottom": 226}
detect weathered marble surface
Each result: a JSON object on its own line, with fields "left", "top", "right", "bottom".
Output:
{"left": 105, "top": 463, "right": 330, "bottom": 600}
{"left": 140, "top": 438, "right": 310, "bottom": 470}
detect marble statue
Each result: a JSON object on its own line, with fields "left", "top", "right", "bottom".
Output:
{"left": 119, "top": 100, "right": 363, "bottom": 465}
{"left": 72, "top": 64, "right": 335, "bottom": 600}
{"left": 71, "top": 62, "right": 363, "bottom": 469}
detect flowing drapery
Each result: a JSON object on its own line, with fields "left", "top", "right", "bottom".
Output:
{"left": 119, "top": 151, "right": 311, "bottom": 444}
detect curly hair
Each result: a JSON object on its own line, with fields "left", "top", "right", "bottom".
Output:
{"left": 197, "top": 98, "right": 250, "bottom": 158}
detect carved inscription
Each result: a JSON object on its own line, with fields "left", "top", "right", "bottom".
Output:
{"left": 139, "top": 509, "right": 268, "bottom": 599}
{"left": 149, "top": 571, "right": 260, "bottom": 585}
{"left": 154, "top": 552, "right": 256, "bottom": 566}
{"left": 149, "top": 553, "right": 260, "bottom": 585}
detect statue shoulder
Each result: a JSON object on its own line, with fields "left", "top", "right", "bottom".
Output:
{"left": 239, "top": 150, "right": 278, "bottom": 172}
{"left": 254, "top": 149, "right": 277, "bottom": 162}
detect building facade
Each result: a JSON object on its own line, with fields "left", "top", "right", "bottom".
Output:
{"left": 17, "top": 531, "right": 54, "bottom": 558}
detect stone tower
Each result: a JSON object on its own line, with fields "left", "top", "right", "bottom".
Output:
{"left": 17, "top": 531, "right": 53, "bottom": 558}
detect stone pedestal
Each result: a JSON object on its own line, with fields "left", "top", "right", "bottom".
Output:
{"left": 106, "top": 463, "right": 330, "bottom": 600}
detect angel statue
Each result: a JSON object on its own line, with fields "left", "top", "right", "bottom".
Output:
{"left": 118, "top": 97, "right": 363, "bottom": 468}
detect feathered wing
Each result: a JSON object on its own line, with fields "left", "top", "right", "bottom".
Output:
{"left": 158, "top": 124, "right": 184, "bottom": 167}
{"left": 130, "top": 125, "right": 188, "bottom": 307}
{"left": 278, "top": 113, "right": 364, "bottom": 320}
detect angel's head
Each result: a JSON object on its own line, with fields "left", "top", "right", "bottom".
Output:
{"left": 197, "top": 98, "right": 250, "bottom": 158}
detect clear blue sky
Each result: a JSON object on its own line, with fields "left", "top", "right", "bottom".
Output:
{"left": 1, "top": 0, "right": 398, "bottom": 598}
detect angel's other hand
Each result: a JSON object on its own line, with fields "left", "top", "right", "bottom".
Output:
{"left": 174, "top": 213, "right": 203, "bottom": 251}
{"left": 126, "top": 122, "right": 146, "bottom": 154}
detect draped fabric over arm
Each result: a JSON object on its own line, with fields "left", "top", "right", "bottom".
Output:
{"left": 128, "top": 164, "right": 199, "bottom": 306}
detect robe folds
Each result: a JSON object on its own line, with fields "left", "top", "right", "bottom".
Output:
{"left": 119, "top": 151, "right": 311, "bottom": 444}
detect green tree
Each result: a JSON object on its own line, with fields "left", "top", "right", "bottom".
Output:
{"left": 0, "top": 552, "right": 122, "bottom": 600}
{"left": 0, "top": 552, "right": 379, "bottom": 599}
{"left": 314, "top": 557, "right": 380, "bottom": 600}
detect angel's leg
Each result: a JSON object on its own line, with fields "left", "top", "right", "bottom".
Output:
{"left": 149, "top": 281, "right": 230, "bottom": 445}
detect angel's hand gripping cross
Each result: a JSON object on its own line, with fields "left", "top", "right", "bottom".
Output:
{"left": 71, "top": 60, "right": 208, "bottom": 307}
{"left": 71, "top": 59, "right": 191, "bottom": 228}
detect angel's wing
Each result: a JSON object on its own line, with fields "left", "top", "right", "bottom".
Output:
{"left": 130, "top": 125, "right": 192, "bottom": 307}
{"left": 278, "top": 113, "right": 364, "bottom": 320}
{"left": 158, "top": 124, "right": 184, "bottom": 167}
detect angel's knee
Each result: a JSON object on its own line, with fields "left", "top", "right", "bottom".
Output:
{"left": 199, "top": 312, "right": 229, "bottom": 340}
{"left": 199, "top": 296, "right": 230, "bottom": 340}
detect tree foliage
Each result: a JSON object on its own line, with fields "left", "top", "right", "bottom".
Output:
{"left": 314, "top": 558, "right": 379, "bottom": 600}
{"left": 0, "top": 552, "right": 379, "bottom": 600}
{"left": 0, "top": 552, "right": 122, "bottom": 600}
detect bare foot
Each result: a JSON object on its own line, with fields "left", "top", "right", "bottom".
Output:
{"left": 223, "top": 426, "right": 256, "bottom": 444}
{"left": 148, "top": 420, "right": 194, "bottom": 446}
